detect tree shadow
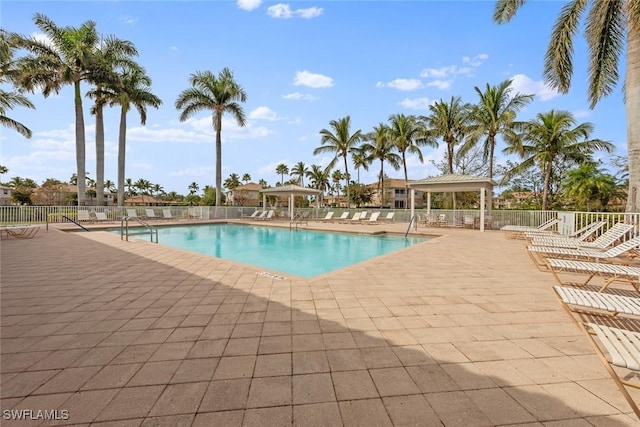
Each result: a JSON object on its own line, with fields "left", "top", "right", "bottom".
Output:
{"left": 0, "top": 229, "right": 637, "bottom": 426}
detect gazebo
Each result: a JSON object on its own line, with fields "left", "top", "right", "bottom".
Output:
{"left": 260, "top": 184, "right": 322, "bottom": 219}
{"left": 407, "top": 174, "right": 496, "bottom": 232}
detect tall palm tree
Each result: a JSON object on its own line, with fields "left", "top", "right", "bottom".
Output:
{"left": 351, "top": 149, "right": 370, "bottom": 184}
{"left": 314, "top": 116, "right": 363, "bottom": 205}
{"left": 0, "top": 165, "right": 8, "bottom": 184}
{"left": 306, "top": 164, "right": 330, "bottom": 206}
{"left": 224, "top": 173, "right": 241, "bottom": 190}
{"left": 1, "top": 30, "right": 35, "bottom": 139}
{"left": 493, "top": 0, "right": 640, "bottom": 211}
{"left": 422, "top": 96, "right": 470, "bottom": 174}
{"left": 360, "top": 123, "right": 401, "bottom": 205}
{"left": 291, "top": 161, "right": 308, "bottom": 186}
{"left": 175, "top": 68, "right": 247, "bottom": 207}
{"left": 276, "top": 163, "right": 289, "bottom": 185}
{"left": 331, "top": 169, "right": 344, "bottom": 201}
{"left": 14, "top": 14, "right": 104, "bottom": 205}
{"left": 387, "top": 113, "right": 434, "bottom": 208}
{"left": 107, "top": 64, "right": 162, "bottom": 207}
{"left": 258, "top": 178, "right": 268, "bottom": 188}
{"left": 242, "top": 173, "right": 251, "bottom": 184}
{"left": 125, "top": 178, "right": 136, "bottom": 198}
{"left": 86, "top": 37, "right": 138, "bottom": 206}
{"left": 135, "top": 178, "right": 151, "bottom": 204}
{"left": 562, "top": 163, "right": 619, "bottom": 211}
{"left": 464, "top": 79, "right": 534, "bottom": 179}
{"left": 502, "top": 109, "right": 614, "bottom": 210}
{"left": 188, "top": 181, "right": 199, "bottom": 196}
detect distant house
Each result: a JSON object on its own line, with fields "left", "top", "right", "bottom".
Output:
{"left": 0, "top": 185, "right": 11, "bottom": 206}
{"left": 123, "top": 195, "right": 170, "bottom": 206}
{"left": 367, "top": 178, "right": 425, "bottom": 209}
{"left": 494, "top": 191, "right": 540, "bottom": 209}
{"left": 225, "top": 183, "right": 263, "bottom": 206}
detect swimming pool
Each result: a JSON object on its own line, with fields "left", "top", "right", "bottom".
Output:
{"left": 136, "top": 223, "right": 428, "bottom": 278}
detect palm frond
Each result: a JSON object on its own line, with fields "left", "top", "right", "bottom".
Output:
{"left": 493, "top": 0, "right": 528, "bottom": 23}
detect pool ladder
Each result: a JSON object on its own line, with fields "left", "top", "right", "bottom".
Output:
{"left": 121, "top": 216, "right": 158, "bottom": 243}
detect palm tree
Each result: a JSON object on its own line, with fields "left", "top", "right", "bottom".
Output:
{"left": 387, "top": 113, "right": 434, "bottom": 208}
{"left": 493, "top": 1, "right": 640, "bottom": 211}
{"left": 276, "top": 163, "right": 289, "bottom": 185}
{"left": 14, "top": 14, "right": 105, "bottom": 205}
{"left": 86, "top": 37, "right": 138, "bottom": 206}
{"left": 360, "top": 123, "right": 401, "bottom": 206}
{"left": 422, "top": 96, "right": 470, "bottom": 174}
{"left": 188, "top": 181, "right": 199, "bottom": 196}
{"left": 0, "top": 165, "right": 8, "bottom": 184}
{"left": 464, "top": 79, "right": 534, "bottom": 179}
{"left": 125, "top": 178, "right": 136, "bottom": 198}
{"left": 258, "top": 179, "right": 268, "bottom": 188}
{"left": 562, "top": 163, "right": 619, "bottom": 211}
{"left": 502, "top": 110, "right": 614, "bottom": 210}
{"left": 306, "top": 164, "right": 330, "bottom": 206}
{"left": 135, "top": 178, "right": 151, "bottom": 204}
{"left": 314, "top": 116, "right": 363, "bottom": 205}
{"left": 108, "top": 64, "right": 162, "bottom": 207}
{"left": 151, "top": 183, "right": 164, "bottom": 199}
{"left": 331, "top": 169, "right": 344, "bottom": 201}
{"left": 242, "top": 173, "right": 251, "bottom": 184}
{"left": 291, "top": 161, "right": 308, "bottom": 186}
{"left": 1, "top": 30, "right": 35, "bottom": 138}
{"left": 351, "top": 149, "right": 370, "bottom": 184}
{"left": 175, "top": 68, "right": 247, "bottom": 207}
{"left": 224, "top": 173, "right": 241, "bottom": 190}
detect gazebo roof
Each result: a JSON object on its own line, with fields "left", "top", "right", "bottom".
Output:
{"left": 408, "top": 174, "right": 496, "bottom": 192}
{"left": 261, "top": 184, "right": 321, "bottom": 196}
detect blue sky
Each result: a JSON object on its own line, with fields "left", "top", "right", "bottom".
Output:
{"left": 2, "top": 0, "right": 627, "bottom": 195}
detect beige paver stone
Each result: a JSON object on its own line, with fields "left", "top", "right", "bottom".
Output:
{"left": 185, "top": 339, "right": 227, "bottom": 359}
{"left": 292, "top": 351, "right": 330, "bottom": 375}
{"left": 49, "top": 389, "right": 119, "bottom": 424}
{"left": 27, "top": 349, "right": 88, "bottom": 371}
{"left": 293, "top": 402, "right": 342, "bottom": 427}
{"left": 34, "top": 366, "right": 101, "bottom": 394}
{"left": 70, "top": 346, "right": 124, "bottom": 368}
{"left": 223, "top": 337, "right": 260, "bottom": 356}
{"left": 170, "top": 358, "right": 218, "bottom": 383}
{"left": 243, "top": 406, "right": 292, "bottom": 427}
{"left": 140, "top": 414, "right": 193, "bottom": 427}
{"left": 369, "top": 367, "right": 421, "bottom": 396}
{"left": 254, "top": 353, "right": 291, "bottom": 377}
{"left": 110, "top": 344, "right": 160, "bottom": 365}
{"left": 360, "top": 347, "right": 402, "bottom": 369}
{"left": 198, "top": 379, "right": 250, "bottom": 411}
{"left": 213, "top": 355, "right": 256, "bottom": 380}
{"left": 1, "top": 370, "right": 60, "bottom": 398}
{"left": 94, "top": 385, "right": 164, "bottom": 421}
{"left": 231, "top": 323, "right": 263, "bottom": 338}
{"left": 382, "top": 394, "right": 441, "bottom": 426}
{"left": 332, "top": 370, "right": 379, "bottom": 401}
{"left": 192, "top": 410, "right": 244, "bottom": 427}
{"left": 338, "top": 398, "right": 392, "bottom": 427}
{"left": 82, "top": 363, "right": 142, "bottom": 390}
{"left": 128, "top": 360, "right": 181, "bottom": 386}
{"left": 258, "top": 335, "right": 291, "bottom": 354}
{"left": 148, "top": 342, "right": 193, "bottom": 361}
{"left": 425, "top": 390, "right": 493, "bottom": 426}
{"left": 247, "top": 376, "right": 292, "bottom": 408}
{"left": 466, "top": 387, "right": 537, "bottom": 425}
{"left": 148, "top": 381, "right": 208, "bottom": 416}
{"left": 292, "top": 373, "right": 335, "bottom": 404}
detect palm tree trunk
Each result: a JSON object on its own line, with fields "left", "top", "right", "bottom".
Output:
{"left": 379, "top": 160, "right": 384, "bottom": 207}
{"left": 74, "top": 81, "right": 87, "bottom": 206}
{"left": 95, "top": 102, "right": 105, "bottom": 206}
{"left": 343, "top": 156, "right": 350, "bottom": 207}
{"left": 117, "top": 107, "right": 127, "bottom": 207}
{"left": 215, "top": 112, "right": 223, "bottom": 207}
{"left": 626, "top": 23, "right": 640, "bottom": 212}
{"left": 542, "top": 160, "right": 553, "bottom": 210}
{"left": 402, "top": 153, "right": 409, "bottom": 209}
{"left": 488, "top": 135, "right": 495, "bottom": 179}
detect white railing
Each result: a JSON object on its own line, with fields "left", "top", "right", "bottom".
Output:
{"left": 1, "top": 205, "right": 638, "bottom": 236}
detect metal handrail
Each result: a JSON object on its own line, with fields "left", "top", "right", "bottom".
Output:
{"left": 121, "top": 216, "right": 158, "bottom": 243}
{"left": 59, "top": 215, "right": 90, "bottom": 232}
{"left": 405, "top": 215, "right": 416, "bottom": 238}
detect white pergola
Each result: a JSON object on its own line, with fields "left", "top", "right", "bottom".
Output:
{"left": 408, "top": 174, "right": 496, "bottom": 232}
{"left": 261, "top": 184, "right": 322, "bottom": 219}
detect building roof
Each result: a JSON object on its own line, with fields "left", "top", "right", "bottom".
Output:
{"left": 261, "top": 184, "right": 321, "bottom": 196}
{"left": 232, "top": 183, "right": 263, "bottom": 191}
{"left": 408, "top": 174, "right": 496, "bottom": 192}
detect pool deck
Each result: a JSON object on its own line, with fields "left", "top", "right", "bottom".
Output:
{"left": 2, "top": 219, "right": 639, "bottom": 426}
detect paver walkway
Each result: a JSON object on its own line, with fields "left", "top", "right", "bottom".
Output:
{"left": 1, "top": 221, "right": 638, "bottom": 426}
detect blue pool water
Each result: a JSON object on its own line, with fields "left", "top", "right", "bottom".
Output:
{"left": 131, "top": 223, "right": 428, "bottom": 278}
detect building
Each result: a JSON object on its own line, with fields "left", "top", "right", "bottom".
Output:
{"left": 0, "top": 185, "right": 11, "bottom": 206}
{"left": 225, "top": 183, "right": 263, "bottom": 206}
{"left": 367, "top": 178, "right": 425, "bottom": 209}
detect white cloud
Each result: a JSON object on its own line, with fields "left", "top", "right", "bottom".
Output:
{"left": 426, "top": 80, "right": 451, "bottom": 90}
{"left": 170, "top": 46, "right": 179, "bottom": 52}
{"left": 420, "top": 65, "right": 458, "bottom": 79}
{"left": 462, "top": 53, "right": 489, "bottom": 67}
{"left": 510, "top": 73, "right": 559, "bottom": 101}
{"left": 119, "top": 15, "right": 138, "bottom": 25}
{"left": 30, "top": 32, "right": 52, "bottom": 47}
{"left": 294, "top": 70, "right": 334, "bottom": 88}
{"left": 282, "top": 92, "right": 316, "bottom": 101}
{"left": 572, "top": 110, "right": 591, "bottom": 118}
{"left": 237, "top": 0, "right": 262, "bottom": 11}
{"left": 378, "top": 78, "right": 423, "bottom": 91}
{"left": 398, "top": 97, "right": 433, "bottom": 110}
{"left": 267, "top": 3, "right": 323, "bottom": 19}
{"left": 249, "top": 106, "right": 279, "bottom": 121}
{"left": 170, "top": 166, "right": 214, "bottom": 177}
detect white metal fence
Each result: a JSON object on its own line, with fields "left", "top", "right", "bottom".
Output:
{"left": 2, "top": 206, "right": 639, "bottom": 237}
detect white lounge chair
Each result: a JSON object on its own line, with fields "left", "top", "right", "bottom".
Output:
{"left": 1, "top": 225, "right": 40, "bottom": 239}
{"left": 527, "top": 235, "right": 640, "bottom": 271}
{"left": 382, "top": 212, "right": 395, "bottom": 222}
{"left": 145, "top": 209, "right": 158, "bottom": 219}
{"left": 364, "top": 212, "right": 381, "bottom": 224}
{"left": 162, "top": 209, "right": 175, "bottom": 220}
{"left": 95, "top": 212, "right": 110, "bottom": 222}
{"left": 546, "top": 258, "right": 640, "bottom": 292}
{"left": 318, "top": 212, "right": 334, "bottom": 221}
{"left": 126, "top": 209, "right": 139, "bottom": 218}
{"left": 243, "top": 210, "right": 261, "bottom": 219}
{"left": 77, "top": 210, "right": 93, "bottom": 222}
{"left": 346, "top": 212, "right": 362, "bottom": 223}
{"left": 554, "top": 286, "right": 640, "bottom": 317}
{"left": 333, "top": 212, "right": 350, "bottom": 222}
{"left": 462, "top": 215, "right": 475, "bottom": 229}
{"left": 525, "top": 220, "right": 606, "bottom": 241}
{"left": 579, "top": 323, "right": 640, "bottom": 419}
{"left": 256, "top": 210, "right": 275, "bottom": 221}
{"left": 529, "top": 223, "right": 634, "bottom": 250}
{"left": 360, "top": 211, "right": 368, "bottom": 221}
{"left": 501, "top": 218, "right": 560, "bottom": 239}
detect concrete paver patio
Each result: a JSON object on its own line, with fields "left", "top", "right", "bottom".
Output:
{"left": 1, "top": 220, "right": 639, "bottom": 426}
